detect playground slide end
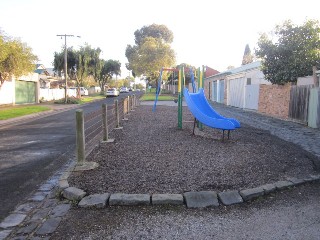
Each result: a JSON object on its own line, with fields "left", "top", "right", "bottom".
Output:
{"left": 183, "top": 88, "right": 240, "bottom": 130}
{"left": 195, "top": 88, "right": 240, "bottom": 128}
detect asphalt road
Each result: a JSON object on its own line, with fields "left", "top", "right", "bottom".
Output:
{"left": 0, "top": 92, "right": 138, "bottom": 221}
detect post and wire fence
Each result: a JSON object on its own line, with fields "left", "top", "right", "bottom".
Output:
{"left": 75, "top": 95, "right": 139, "bottom": 165}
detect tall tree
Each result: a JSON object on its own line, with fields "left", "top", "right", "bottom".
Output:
{"left": 255, "top": 19, "right": 320, "bottom": 84}
{"left": 0, "top": 32, "right": 38, "bottom": 88}
{"left": 126, "top": 24, "right": 176, "bottom": 85}
{"left": 241, "top": 44, "right": 253, "bottom": 65}
{"left": 99, "top": 59, "right": 121, "bottom": 91}
{"left": 134, "top": 23, "right": 174, "bottom": 45}
{"left": 53, "top": 44, "right": 103, "bottom": 96}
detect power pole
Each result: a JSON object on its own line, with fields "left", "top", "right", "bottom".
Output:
{"left": 56, "top": 34, "right": 80, "bottom": 103}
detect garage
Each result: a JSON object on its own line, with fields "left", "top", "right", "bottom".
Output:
{"left": 15, "top": 80, "right": 36, "bottom": 104}
{"left": 228, "top": 77, "right": 245, "bottom": 108}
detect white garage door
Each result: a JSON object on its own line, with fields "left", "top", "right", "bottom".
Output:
{"left": 228, "top": 77, "right": 245, "bottom": 108}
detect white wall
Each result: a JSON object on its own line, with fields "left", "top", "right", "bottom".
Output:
{"left": 297, "top": 76, "right": 314, "bottom": 86}
{"left": 39, "top": 88, "right": 77, "bottom": 101}
{"left": 0, "top": 81, "right": 14, "bottom": 105}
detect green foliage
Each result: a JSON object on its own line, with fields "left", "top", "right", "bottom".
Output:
{"left": 99, "top": 59, "right": 121, "bottom": 90}
{"left": 242, "top": 44, "right": 253, "bottom": 65}
{"left": 167, "top": 63, "right": 196, "bottom": 86}
{"left": 0, "top": 32, "right": 38, "bottom": 87}
{"left": 53, "top": 44, "right": 120, "bottom": 94}
{"left": 54, "top": 97, "right": 80, "bottom": 104}
{"left": 134, "top": 23, "right": 174, "bottom": 45}
{"left": 126, "top": 24, "right": 176, "bottom": 85}
{"left": 255, "top": 19, "right": 320, "bottom": 84}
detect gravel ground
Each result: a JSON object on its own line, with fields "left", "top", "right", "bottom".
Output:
{"left": 68, "top": 105, "right": 318, "bottom": 194}
{"left": 51, "top": 182, "right": 320, "bottom": 240}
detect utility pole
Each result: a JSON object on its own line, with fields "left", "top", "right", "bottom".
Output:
{"left": 56, "top": 34, "right": 80, "bottom": 103}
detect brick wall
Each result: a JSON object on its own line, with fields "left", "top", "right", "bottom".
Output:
{"left": 258, "top": 84, "right": 291, "bottom": 119}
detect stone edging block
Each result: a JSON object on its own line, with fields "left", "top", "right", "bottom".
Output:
{"left": 240, "top": 187, "right": 264, "bottom": 201}
{"left": 218, "top": 191, "right": 243, "bottom": 206}
{"left": 152, "top": 194, "right": 184, "bottom": 205}
{"left": 79, "top": 193, "right": 110, "bottom": 208}
{"left": 109, "top": 193, "right": 150, "bottom": 206}
{"left": 184, "top": 191, "right": 219, "bottom": 208}
{"left": 63, "top": 187, "right": 86, "bottom": 201}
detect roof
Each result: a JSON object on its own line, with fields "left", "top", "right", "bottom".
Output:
{"left": 206, "top": 61, "right": 261, "bottom": 79}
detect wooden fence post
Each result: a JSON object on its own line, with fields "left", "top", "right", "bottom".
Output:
{"left": 127, "top": 96, "right": 130, "bottom": 114}
{"left": 122, "top": 98, "right": 129, "bottom": 121}
{"left": 76, "top": 109, "right": 85, "bottom": 165}
{"left": 115, "top": 99, "right": 123, "bottom": 129}
{"left": 132, "top": 94, "right": 136, "bottom": 108}
{"left": 102, "top": 103, "right": 115, "bottom": 142}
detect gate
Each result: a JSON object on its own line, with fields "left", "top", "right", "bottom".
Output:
{"left": 212, "top": 81, "right": 218, "bottom": 101}
{"left": 228, "top": 77, "right": 245, "bottom": 108}
{"left": 218, "top": 80, "right": 224, "bottom": 103}
{"left": 15, "top": 80, "right": 36, "bottom": 104}
{"left": 245, "top": 84, "right": 259, "bottom": 110}
{"left": 288, "top": 85, "right": 312, "bottom": 123}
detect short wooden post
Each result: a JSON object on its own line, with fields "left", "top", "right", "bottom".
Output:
{"left": 102, "top": 104, "right": 108, "bottom": 141}
{"left": 122, "top": 98, "right": 129, "bottom": 121}
{"left": 130, "top": 95, "right": 134, "bottom": 111}
{"left": 102, "top": 103, "right": 115, "bottom": 142}
{"left": 127, "top": 96, "right": 130, "bottom": 115}
{"left": 76, "top": 109, "right": 85, "bottom": 165}
{"left": 115, "top": 99, "right": 123, "bottom": 129}
{"left": 132, "top": 94, "right": 136, "bottom": 108}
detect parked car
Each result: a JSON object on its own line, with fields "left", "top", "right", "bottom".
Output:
{"left": 106, "top": 88, "right": 119, "bottom": 97}
{"left": 120, "top": 87, "right": 129, "bottom": 93}
{"left": 69, "top": 87, "right": 88, "bottom": 96}
{"left": 79, "top": 87, "right": 88, "bottom": 96}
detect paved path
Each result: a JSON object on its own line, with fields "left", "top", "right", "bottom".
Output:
{"left": 1, "top": 100, "right": 319, "bottom": 239}
{"left": 211, "top": 102, "right": 320, "bottom": 159}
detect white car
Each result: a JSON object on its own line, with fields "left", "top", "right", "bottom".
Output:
{"left": 79, "top": 87, "right": 88, "bottom": 96}
{"left": 106, "top": 88, "right": 119, "bottom": 97}
{"left": 120, "top": 87, "right": 129, "bottom": 93}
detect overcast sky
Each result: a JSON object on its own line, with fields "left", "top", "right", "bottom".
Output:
{"left": 1, "top": 0, "right": 319, "bottom": 78}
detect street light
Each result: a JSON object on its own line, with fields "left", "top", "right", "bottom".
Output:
{"left": 56, "top": 34, "right": 81, "bottom": 103}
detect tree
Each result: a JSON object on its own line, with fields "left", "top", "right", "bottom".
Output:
{"left": 255, "top": 19, "right": 320, "bottom": 84}
{"left": 53, "top": 44, "right": 103, "bottom": 96}
{"left": 99, "top": 59, "right": 121, "bottom": 91}
{"left": 0, "top": 32, "right": 38, "bottom": 88}
{"left": 242, "top": 44, "right": 253, "bottom": 65}
{"left": 167, "top": 63, "right": 196, "bottom": 86}
{"left": 134, "top": 23, "right": 174, "bottom": 46}
{"left": 125, "top": 24, "right": 176, "bottom": 85}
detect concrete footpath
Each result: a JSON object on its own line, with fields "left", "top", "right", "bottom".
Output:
{"left": 0, "top": 100, "right": 320, "bottom": 239}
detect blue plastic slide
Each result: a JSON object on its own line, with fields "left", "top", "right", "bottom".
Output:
{"left": 183, "top": 88, "right": 240, "bottom": 130}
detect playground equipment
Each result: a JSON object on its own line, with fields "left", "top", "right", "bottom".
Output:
{"left": 184, "top": 88, "right": 240, "bottom": 138}
{"left": 153, "top": 65, "right": 240, "bottom": 138}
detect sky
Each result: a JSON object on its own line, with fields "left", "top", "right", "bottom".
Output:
{"left": 1, "top": 0, "right": 319, "bottom": 78}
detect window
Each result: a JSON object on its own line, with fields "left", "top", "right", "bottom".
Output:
{"left": 247, "top": 78, "right": 251, "bottom": 85}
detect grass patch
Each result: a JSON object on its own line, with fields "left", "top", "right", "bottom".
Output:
{"left": 140, "top": 93, "right": 177, "bottom": 101}
{"left": 80, "top": 95, "right": 105, "bottom": 103}
{"left": 0, "top": 106, "right": 50, "bottom": 120}
{"left": 54, "top": 95, "right": 105, "bottom": 104}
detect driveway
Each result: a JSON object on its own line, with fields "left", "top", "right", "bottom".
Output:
{"left": 0, "top": 92, "right": 136, "bottom": 221}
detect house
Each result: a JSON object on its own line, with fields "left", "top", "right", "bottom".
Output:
{"left": 205, "top": 61, "right": 271, "bottom": 110}
{"left": 35, "top": 64, "right": 61, "bottom": 89}
{"left": 0, "top": 72, "right": 39, "bottom": 105}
